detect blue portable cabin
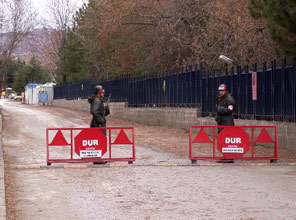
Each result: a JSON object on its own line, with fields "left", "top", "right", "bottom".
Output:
{"left": 39, "top": 83, "right": 56, "bottom": 105}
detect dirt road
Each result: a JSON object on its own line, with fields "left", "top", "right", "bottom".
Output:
{"left": 2, "top": 100, "right": 296, "bottom": 220}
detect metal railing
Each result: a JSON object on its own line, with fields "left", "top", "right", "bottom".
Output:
{"left": 54, "top": 58, "right": 296, "bottom": 122}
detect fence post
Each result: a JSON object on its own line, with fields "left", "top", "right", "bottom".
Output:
{"left": 206, "top": 68, "right": 210, "bottom": 115}
{"left": 262, "top": 61, "right": 267, "bottom": 118}
{"left": 293, "top": 58, "right": 296, "bottom": 122}
{"left": 176, "top": 68, "right": 179, "bottom": 107}
{"left": 180, "top": 67, "right": 184, "bottom": 106}
{"left": 67, "top": 82, "right": 70, "bottom": 99}
{"left": 271, "top": 60, "right": 276, "bottom": 121}
{"left": 128, "top": 75, "right": 131, "bottom": 106}
{"left": 194, "top": 64, "right": 198, "bottom": 105}
{"left": 188, "top": 65, "right": 193, "bottom": 106}
{"left": 200, "top": 64, "right": 204, "bottom": 114}
{"left": 281, "top": 58, "right": 286, "bottom": 121}
{"left": 252, "top": 63, "right": 257, "bottom": 120}
{"left": 213, "top": 69, "right": 217, "bottom": 114}
{"left": 157, "top": 71, "right": 161, "bottom": 107}
{"left": 200, "top": 63, "right": 203, "bottom": 105}
{"left": 230, "top": 66, "right": 234, "bottom": 113}
{"left": 237, "top": 65, "right": 241, "bottom": 118}
{"left": 245, "top": 64, "right": 249, "bottom": 117}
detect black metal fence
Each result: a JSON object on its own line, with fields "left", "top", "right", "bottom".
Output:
{"left": 54, "top": 65, "right": 203, "bottom": 107}
{"left": 53, "top": 78, "right": 130, "bottom": 102}
{"left": 202, "top": 59, "right": 296, "bottom": 122}
{"left": 54, "top": 58, "right": 296, "bottom": 122}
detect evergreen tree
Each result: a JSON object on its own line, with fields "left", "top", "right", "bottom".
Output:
{"left": 58, "top": 3, "right": 99, "bottom": 82}
{"left": 59, "top": 31, "right": 87, "bottom": 82}
{"left": 12, "top": 58, "right": 51, "bottom": 93}
{"left": 249, "top": 0, "right": 296, "bottom": 55}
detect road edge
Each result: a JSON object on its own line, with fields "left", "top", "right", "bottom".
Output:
{"left": 0, "top": 113, "right": 7, "bottom": 219}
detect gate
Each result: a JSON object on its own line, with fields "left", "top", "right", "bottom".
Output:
{"left": 46, "top": 127, "right": 135, "bottom": 165}
{"left": 189, "top": 126, "right": 278, "bottom": 163}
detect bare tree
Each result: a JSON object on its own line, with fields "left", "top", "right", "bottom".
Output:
{"left": 42, "top": 0, "right": 83, "bottom": 82}
{"left": 0, "top": 0, "right": 35, "bottom": 88}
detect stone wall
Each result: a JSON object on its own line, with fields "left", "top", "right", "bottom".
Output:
{"left": 53, "top": 99, "right": 296, "bottom": 152}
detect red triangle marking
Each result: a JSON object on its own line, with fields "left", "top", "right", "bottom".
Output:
{"left": 49, "top": 130, "right": 69, "bottom": 146}
{"left": 255, "top": 128, "right": 273, "bottom": 143}
{"left": 113, "top": 129, "right": 132, "bottom": 145}
{"left": 193, "top": 128, "right": 212, "bottom": 143}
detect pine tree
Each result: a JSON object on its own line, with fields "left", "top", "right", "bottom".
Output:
{"left": 12, "top": 58, "right": 51, "bottom": 93}
{"left": 249, "top": 0, "right": 296, "bottom": 55}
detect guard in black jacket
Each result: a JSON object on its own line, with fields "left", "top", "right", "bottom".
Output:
{"left": 215, "top": 84, "right": 235, "bottom": 131}
{"left": 88, "top": 85, "right": 110, "bottom": 134}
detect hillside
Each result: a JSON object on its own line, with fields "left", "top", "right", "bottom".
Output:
{"left": 0, "top": 28, "right": 53, "bottom": 65}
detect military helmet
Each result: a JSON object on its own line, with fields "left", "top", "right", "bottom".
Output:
{"left": 218, "top": 84, "right": 227, "bottom": 91}
{"left": 94, "top": 85, "right": 104, "bottom": 95}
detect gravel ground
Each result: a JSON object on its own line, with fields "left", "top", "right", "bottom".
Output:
{"left": 1, "top": 99, "right": 296, "bottom": 220}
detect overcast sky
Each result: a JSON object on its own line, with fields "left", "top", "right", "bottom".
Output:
{"left": 31, "top": 0, "right": 88, "bottom": 26}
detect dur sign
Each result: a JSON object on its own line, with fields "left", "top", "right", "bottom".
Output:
{"left": 75, "top": 129, "right": 107, "bottom": 158}
{"left": 217, "top": 127, "right": 250, "bottom": 159}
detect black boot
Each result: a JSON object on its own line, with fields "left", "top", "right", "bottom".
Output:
{"left": 217, "top": 159, "right": 234, "bottom": 164}
{"left": 93, "top": 161, "right": 107, "bottom": 165}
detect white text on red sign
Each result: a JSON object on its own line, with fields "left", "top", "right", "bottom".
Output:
{"left": 225, "top": 138, "right": 241, "bottom": 144}
{"left": 82, "top": 140, "right": 99, "bottom": 146}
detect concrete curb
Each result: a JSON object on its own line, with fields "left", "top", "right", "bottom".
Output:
{"left": 11, "top": 162, "right": 296, "bottom": 170}
{"left": 0, "top": 115, "right": 7, "bottom": 220}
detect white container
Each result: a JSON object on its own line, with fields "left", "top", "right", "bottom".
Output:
{"left": 25, "top": 84, "right": 42, "bottom": 105}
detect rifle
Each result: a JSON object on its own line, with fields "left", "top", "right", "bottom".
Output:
{"left": 103, "top": 93, "right": 112, "bottom": 117}
{"left": 106, "top": 93, "right": 112, "bottom": 106}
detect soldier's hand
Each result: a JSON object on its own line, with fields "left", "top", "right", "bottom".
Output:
{"left": 217, "top": 106, "right": 224, "bottom": 112}
{"left": 100, "top": 118, "right": 106, "bottom": 124}
{"left": 104, "top": 105, "right": 110, "bottom": 116}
